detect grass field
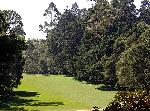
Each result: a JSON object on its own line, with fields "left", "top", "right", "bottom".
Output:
{"left": 0, "top": 74, "right": 116, "bottom": 111}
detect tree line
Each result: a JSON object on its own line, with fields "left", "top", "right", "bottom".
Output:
{"left": 0, "top": 0, "right": 149, "bottom": 110}
{"left": 24, "top": 0, "right": 150, "bottom": 93}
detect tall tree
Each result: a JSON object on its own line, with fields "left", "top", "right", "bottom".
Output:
{"left": 75, "top": 0, "right": 118, "bottom": 84}
{"left": 3, "top": 10, "right": 26, "bottom": 36}
{"left": 139, "top": 0, "right": 150, "bottom": 24}
{"left": 40, "top": 2, "right": 85, "bottom": 75}
{"left": 116, "top": 23, "right": 150, "bottom": 94}
{"left": 0, "top": 10, "right": 25, "bottom": 97}
{"left": 39, "top": 2, "right": 61, "bottom": 33}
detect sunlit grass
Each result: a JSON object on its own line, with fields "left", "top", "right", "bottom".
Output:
{"left": 0, "top": 74, "right": 116, "bottom": 111}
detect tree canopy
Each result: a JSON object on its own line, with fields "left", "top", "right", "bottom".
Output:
{"left": 26, "top": 0, "right": 150, "bottom": 93}
{"left": 0, "top": 10, "right": 25, "bottom": 97}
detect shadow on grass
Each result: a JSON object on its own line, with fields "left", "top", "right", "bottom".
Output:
{"left": 0, "top": 91, "right": 64, "bottom": 111}
{"left": 95, "top": 85, "right": 117, "bottom": 91}
{"left": 0, "top": 106, "right": 28, "bottom": 111}
{"left": 14, "top": 91, "right": 40, "bottom": 97}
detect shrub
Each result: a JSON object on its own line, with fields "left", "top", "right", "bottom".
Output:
{"left": 104, "top": 91, "right": 150, "bottom": 111}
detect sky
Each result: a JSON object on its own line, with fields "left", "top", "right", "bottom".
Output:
{"left": 0, "top": 0, "right": 142, "bottom": 39}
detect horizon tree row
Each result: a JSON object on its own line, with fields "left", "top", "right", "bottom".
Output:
{"left": 25, "top": 0, "right": 150, "bottom": 93}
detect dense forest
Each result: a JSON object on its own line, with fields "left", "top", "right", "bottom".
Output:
{"left": 25, "top": 0, "right": 150, "bottom": 91}
{"left": 0, "top": 0, "right": 150, "bottom": 111}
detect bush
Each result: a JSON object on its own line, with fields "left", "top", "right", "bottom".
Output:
{"left": 104, "top": 91, "right": 150, "bottom": 111}
{"left": 96, "top": 84, "right": 116, "bottom": 91}
{"left": 0, "top": 34, "right": 25, "bottom": 98}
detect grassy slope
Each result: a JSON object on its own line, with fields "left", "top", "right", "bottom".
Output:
{"left": 0, "top": 74, "right": 116, "bottom": 111}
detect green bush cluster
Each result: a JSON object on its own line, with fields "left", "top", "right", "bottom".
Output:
{"left": 104, "top": 91, "right": 150, "bottom": 111}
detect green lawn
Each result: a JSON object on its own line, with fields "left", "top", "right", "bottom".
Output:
{"left": 0, "top": 74, "right": 116, "bottom": 111}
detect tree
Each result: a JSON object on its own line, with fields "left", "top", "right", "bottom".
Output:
{"left": 116, "top": 25, "right": 150, "bottom": 94}
{"left": 40, "top": 2, "right": 85, "bottom": 75}
{"left": 39, "top": 2, "right": 61, "bottom": 33}
{"left": 0, "top": 10, "right": 25, "bottom": 97}
{"left": 139, "top": 0, "right": 150, "bottom": 25}
{"left": 39, "top": 0, "right": 150, "bottom": 92}
{"left": 116, "top": 45, "right": 150, "bottom": 91}
{"left": 24, "top": 39, "right": 50, "bottom": 74}
{"left": 3, "top": 10, "right": 26, "bottom": 36}
{"left": 75, "top": 0, "right": 118, "bottom": 84}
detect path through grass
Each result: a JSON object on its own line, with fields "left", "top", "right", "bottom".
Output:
{"left": 0, "top": 74, "right": 116, "bottom": 111}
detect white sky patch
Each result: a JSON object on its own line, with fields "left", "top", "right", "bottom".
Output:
{"left": 0, "top": 0, "right": 141, "bottom": 39}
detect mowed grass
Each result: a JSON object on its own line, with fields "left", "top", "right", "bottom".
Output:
{"left": 0, "top": 74, "right": 116, "bottom": 111}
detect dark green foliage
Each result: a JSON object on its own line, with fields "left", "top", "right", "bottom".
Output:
{"left": 75, "top": 0, "right": 117, "bottom": 85}
{"left": 24, "top": 39, "right": 50, "bottom": 74}
{"left": 116, "top": 23, "right": 150, "bottom": 93}
{"left": 104, "top": 91, "right": 150, "bottom": 111}
{"left": 0, "top": 35, "right": 25, "bottom": 97}
{"left": 40, "top": 2, "right": 85, "bottom": 75}
{"left": 20, "top": 0, "right": 150, "bottom": 110}
{"left": 96, "top": 84, "right": 116, "bottom": 91}
{"left": 75, "top": 0, "right": 150, "bottom": 90}
{"left": 0, "top": 11, "right": 7, "bottom": 33}
{"left": 116, "top": 44, "right": 150, "bottom": 93}
{"left": 39, "top": 0, "right": 150, "bottom": 92}
{"left": 0, "top": 10, "right": 25, "bottom": 97}
{"left": 3, "top": 10, "right": 26, "bottom": 36}
{"left": 139, "top": 0, "right": 150, "bottom": 25}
